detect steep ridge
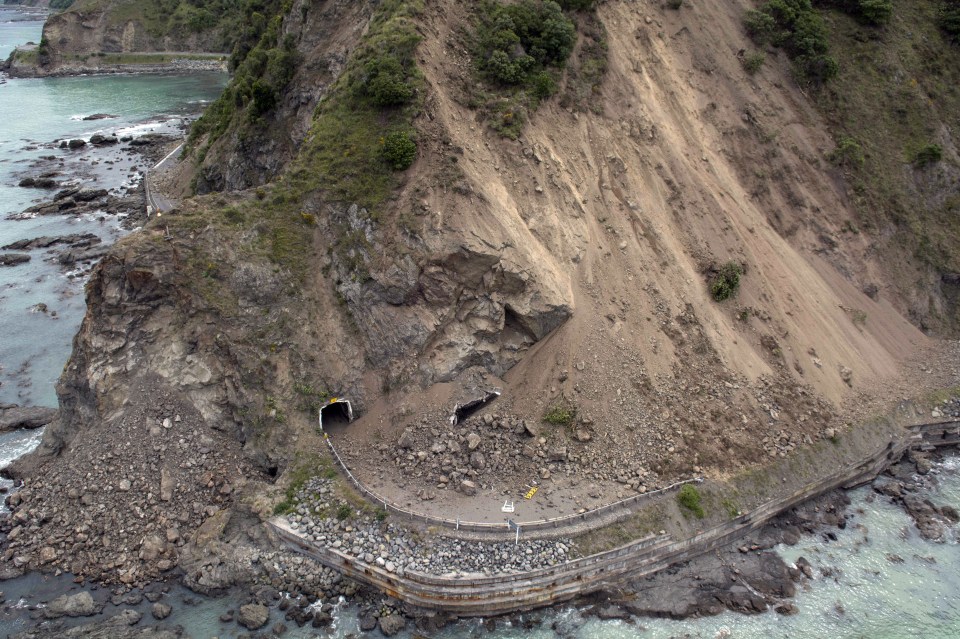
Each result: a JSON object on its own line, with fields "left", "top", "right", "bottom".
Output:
{"left": 2, "top": 0, "right": 957, "bottom": 587}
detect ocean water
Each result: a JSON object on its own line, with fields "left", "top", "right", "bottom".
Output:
{"left": 0, "top": 8, "right": 226, "bottom": 406}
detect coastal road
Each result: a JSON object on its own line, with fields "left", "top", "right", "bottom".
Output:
{"left": 146, "top": 143, "right": 182, "bottom": 215}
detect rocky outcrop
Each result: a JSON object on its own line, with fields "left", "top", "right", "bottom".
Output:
{"left": 12, "top": 609, "right": 186, "bottom": 639}
{"left": 40, "top": 0, "right": 224, "bottom": 58}
{"left": 330, "top": 206, "right": 573, "bottom": 385}
{"left": 44, "top": 591, "right": 99, "bottom": 618}
{"left": 0, "top": 405, "right": 57, "bottom": 432}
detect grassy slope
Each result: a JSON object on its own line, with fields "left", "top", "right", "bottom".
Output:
{"left": 815, "top": 3, "right": 960, "bottom": 283}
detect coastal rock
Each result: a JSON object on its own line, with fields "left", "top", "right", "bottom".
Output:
{"left": 238, "top": 603, "right": 269, "bottom": 630}
{"left": 0, "top": 405, "right": 57, "bottom": 431}
{"left": 3, "top": 233, "right": 101, "bottom": 251}
{"left": 44, "top": 591, "right": 98, "bottom": 618}
{"left": 151, "top": 602, "right": 172, "bottom": 620}
{"left": 18, "top": 177, "right": 58, "bottom": 189}
{"left": 379, "top": 614, "right": 406, "bottom": 636}
{"left": 0, "top": 253, "right": 31, "bottom": 267}
{"left": 74, "top": 188, "right": 109, "bottom": 202}
{"left": 90, "top": 134, "right": 119, "bottom": 145}
{"left": 11, "top": 609, "right": 189, "bottom": 639}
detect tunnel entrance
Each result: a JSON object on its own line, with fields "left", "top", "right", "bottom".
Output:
{"left": 450, "top": 390, "right": 501, "bottom": 425}
{"left": 319, "top": 399, "right": 354, "bottom": 432}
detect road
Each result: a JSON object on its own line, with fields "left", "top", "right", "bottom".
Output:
{"left": 146, "top": 143, "right": 183, "bottom": 215}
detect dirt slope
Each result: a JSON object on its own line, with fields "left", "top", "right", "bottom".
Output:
{"left": 336, "top": 0, "right": 929, "bottom": 476}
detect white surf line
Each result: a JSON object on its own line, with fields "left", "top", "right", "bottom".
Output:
{"left": 153, "top": 142, "right": 183, "bottom": 170}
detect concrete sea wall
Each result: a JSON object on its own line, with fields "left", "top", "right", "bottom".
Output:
{"left": 270, "top": 419, "right": 959, "bottom": 616}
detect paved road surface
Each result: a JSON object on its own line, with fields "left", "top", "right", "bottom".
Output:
{"left": 146, "top": 143, "right": 183, "bottom": 214}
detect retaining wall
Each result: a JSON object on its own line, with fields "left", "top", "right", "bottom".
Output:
{"left": 270, "top": 420, "right": 959, "bottom": 616}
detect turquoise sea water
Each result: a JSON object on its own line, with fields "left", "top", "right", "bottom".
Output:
{"left": 0, "top": 8, "right": 226, "bottom": 406}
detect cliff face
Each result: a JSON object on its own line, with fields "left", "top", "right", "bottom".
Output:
{"left": 40, "top": 0, "right": 233, "bottom": 58}
{"left": 186, "top": 0, "right": 371, "bottom": 194}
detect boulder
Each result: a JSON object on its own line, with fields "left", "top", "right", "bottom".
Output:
{"left": 238, "top": 603, "right": 269, "bottom": 630}
{"left": 67, "top": 138, "right": 86, "bottom": 149}
{"left": 45, "top": 591, "right": 98, "bottom": 618}
{"left": 358, "top": 611, "right": 378, "bottom": 631}
{"left": 470, "top": 452, "right": 485, "bottom": 469}
{"left": 139, "top": 534, "right": 165, "bottom": 561}
{"left": 90, "top": 133, "right": 119, "bottom": 145}
{"left": 460, "top": 480, "right": 477, "bottom": 496}
{"left": 397, "top": 429, "right": 415, "bottom": 450}
{"left": 379, "top": 614, "right": 406, "bottom": 637}
{"left": 0, "top": 253, "right": 30, "bottom": 267}
{"left": 466, "top": 432, "right": 481, "bottom": 451}
{"left": 151, "top": 602, "right": 172, "bottom": 620}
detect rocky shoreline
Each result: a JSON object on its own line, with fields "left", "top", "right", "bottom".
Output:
{"left": 3, "top": 57, "right": 227, "bottom": 79}
{"left": 0, "top": 128, "right": 183, "bottom": 279}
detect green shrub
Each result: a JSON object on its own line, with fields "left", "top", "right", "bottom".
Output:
{"left": 531, "top": 71, "right": 558, "bottom": 100}
{"left": 913, "top": 143, "right": 943, "bottom": 167}
{"left": 223, "top": 207, "right": 245, "bottom": 224}
{"left": 940, "top": 1, "right": 960, "bottom": 42}
{"left": 818, "top": 0, "right": 892, "bottom": 26}
{"left": 744, "top": 9, "right": 778, "bottom": 44}
{"left": 336, "top": 504, "right": 352, "bottom": 520}
{"left": 364, "top": 55, "right": 416, "bottom": 105}
{"left": 678, "top": 484, "right": 705, "bottom": 519}
{"left": 828, "top": 136, "right": 865, "bottom": 168}
{"left": 381, "top": 130, "right": 417, "bottom": 170}
{"left": 250, "top": 79, "right": 277, "bottom": 117}
{"left": 667, "top": 0, "right": 684, "bottom": 9}
{"left": 543, "top": 405, "right": 576, "bottom": 426}
{"left": 857, "top": 0, "right": 893, "bottom": 25}
{"left": 744, "top": 0, "right": 837, "bottom": 84}
{"left": 741, "top": 51, "right": 766, "bottom": 74}
{"left": 710, "top": 261, "right": 743, "bottom": 302}
{"left": 476, "top": 0, "right": 577, "bottom": 83}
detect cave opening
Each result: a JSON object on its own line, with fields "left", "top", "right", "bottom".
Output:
{"left": 451, "top": 391, "right": 501, "bottom": 425}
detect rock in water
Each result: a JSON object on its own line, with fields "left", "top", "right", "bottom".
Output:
{"left": 0, "top": 254, "right": 31, "bottom": 267}
{"left": 151, "top": 602, "right": 172, "bottom": 620}
{"left": 379, "top": 614, "right": 406, "bottom": 636}
{"left": 44, "top": 591, "right": 98, "bottom": 618}
{"left": 0, "top": 405, "right": 57, "bottom": 431}
{"left": 238, "top": 603, "right": 269, "bottom": 630}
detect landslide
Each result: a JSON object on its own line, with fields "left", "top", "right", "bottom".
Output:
{"left": 3, "top": 0, "right": 960, "bottom": 587}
